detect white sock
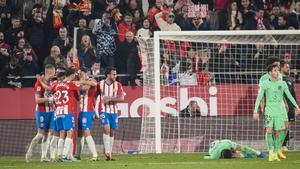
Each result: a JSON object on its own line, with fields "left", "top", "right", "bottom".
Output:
{"left": 109, "top": 136, "right": 114, "bottom": 153}
{"left": 50, "top": 136, "right": 59, "bottom": 159}
{"left": 45, "top": 133, "right": 52, "bottom": 156}
{"left": 103, "top": 134, "right": 110, "bottom": 153}
{"left": 57, "top": 138, "right": 65, "bottom": 157}
{"left": 86, "top": 136, "right": 97, "bottom": 158}
{"left": 27, "top": 133, "right": 43, "bottom": 154}
{"left": 68, "top": 141, "right": 74, "bottom": 159}
{"left": 63, "top": 138, "right": 73, "bottom": 158}
{"left": 41, "top": 135, "right": 48, "bottom": 158}
{"left": 76, "top": 137, "right": 85, "bottom": 157}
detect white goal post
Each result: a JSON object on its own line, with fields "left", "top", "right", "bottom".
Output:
{"left": 139, "top": 30, "right": 300, "bottom": 154}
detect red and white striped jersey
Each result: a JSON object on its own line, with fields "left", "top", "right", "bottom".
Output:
{"left": 79, "top": 80, "right": 97, "bottom": 112}
{"left": 34, "top": 80, "right": 54, "bottom": 112}
{"left": 51, "top": 81, "right": 80, "bottom": 116}
{"left": 97, "top": 80, "right": 126, "bottom": 114}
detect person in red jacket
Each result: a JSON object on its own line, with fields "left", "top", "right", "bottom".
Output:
{"left": 118, "top": 13, "right": 136, "bottom": 42}
{"left": 147, "top": 0, "right": 169, "bottom": 30}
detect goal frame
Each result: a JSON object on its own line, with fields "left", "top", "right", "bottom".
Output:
{"left": 153, "top": 30, "right": 300, "bottom": 153}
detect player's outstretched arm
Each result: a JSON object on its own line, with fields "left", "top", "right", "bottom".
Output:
{"left": 253, "top": 85, "right": 265, "bottom": 119}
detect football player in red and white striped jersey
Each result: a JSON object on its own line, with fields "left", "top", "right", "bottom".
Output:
{"left": 97, "top": 67, "right": 126, "bottom": 160}
{"left": 25, "top": 64, "right": 56, "bottom": 162}
{"left": 75, "top": 67, "right": 98, "bottom": 161}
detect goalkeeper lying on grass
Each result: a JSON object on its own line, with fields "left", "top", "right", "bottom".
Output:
{"left": 204, "top": 139, "right": 267, "bottom": 160}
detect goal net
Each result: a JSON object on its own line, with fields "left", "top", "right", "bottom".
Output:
{"left": 138, "top": 30, "right": 300, "bottom": 153}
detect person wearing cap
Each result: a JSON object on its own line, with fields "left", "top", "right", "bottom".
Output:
{"left": 155, "top": 10, "right": 181, "bottom": 31}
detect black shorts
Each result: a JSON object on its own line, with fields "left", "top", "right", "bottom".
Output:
{"left": 288, "top": 111, "right": 295, "bottom": 122}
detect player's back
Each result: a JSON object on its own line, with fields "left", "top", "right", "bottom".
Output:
{"left": 52, "top": 81, "right": 80, "bottom": 116}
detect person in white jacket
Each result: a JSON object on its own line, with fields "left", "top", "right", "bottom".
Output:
{"left": 155, "top": 11, "right": 181, "bottom": 31}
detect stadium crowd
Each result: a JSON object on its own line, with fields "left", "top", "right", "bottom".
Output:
{"left": 0, "top": 0, "right": 300, "bottom": 87}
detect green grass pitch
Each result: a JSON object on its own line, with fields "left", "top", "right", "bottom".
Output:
{"left": 1, "top": 152, "right": 300, "bottom": 169}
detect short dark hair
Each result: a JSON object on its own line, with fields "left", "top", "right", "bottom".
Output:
{"left": 66, "top": 68, "right": 76, "bottom": 77}
{"left": 221, "top": 149, "right": 233, "bottom": 159}
{"left": 278, "top": 13, "right": 286, "bottom": 20}
{"left": 267, "top": 64, "right": 279, "bottom": 72}
{"left": 265, "top": 57, "right": 280, "bottom": 69}
{"left": 45, "top": 64, "right": 55, "bottom": 70}
{"left": 124, "top": 12, "right": 133, "bottom": 18}
{"left": 280, "top": 60, "right": 288, "bottom": 68}
{"left": 105, "top": 67, "right": 116, "bottom": 78}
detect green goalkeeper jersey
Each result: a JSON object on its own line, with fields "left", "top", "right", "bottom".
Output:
{"left": 259, "top": 73, "right": 282, "bottom": 86}
{"left": 254, "top": 78, "right": 299, "bottom": 117}
{"left": 204, "top": 139, "right": 237, "bottom": 160}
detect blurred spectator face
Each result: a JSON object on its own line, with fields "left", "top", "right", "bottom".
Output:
{"left": 50, "top": 46, "right": 60, "bottom": 58}
{"left": 134, "top": 9, "right": 141, "bottom": 19}
{"left": 59, "top": 27, "right": 68, "bottom": 39}
{"left": 92, "top": 62, "right": 101, "bottom": 75}
{"left": 102, "top": 13, "right": 111, "bottom": 26}
{"left": 278, "top": 16, "right": 286, "bottom": 26}
{"left": 0, "top": 32, "right": 4, "bottom": 43}
{"left": 187, "top": 48, "right": 195, "bottom": 58}
{"left": 125, "top": 31, "right": 134, "bottom": 43}
{"left": 272, "top": 6, "right": 280, "bottom": 16}
{"left": 284, "top": 52, "right": 292, "bottom": 63}
{"left": 124, "top": 15, "right": 133, "bottom": 26}
{"left": 129, "top": 0, "right": 138, "bottom": 10}
{"left": 256, "top": 10, "right": 264, "bottom": 19}
{"left": 143, "top": 19, "right": 150, "bottom": 29}
{"left": 181, "top": 5, "right": 188, "bottom": 15}
{"left": 33, "top": 12, "right": 43, "bottom": 23}
{"left": 166, "top": 13, "right": 175, "bottom": 24}
{"left": 231, "top": 2, "right": 238, "bottom": 11}
{"left": 192, "top": 17, "right": 201, "bottom": 26}
{"left": 189, "top": 101, "right": 198, "bottom": 113}
{"left": 81, "top": 35, "right": 91, "bottom": 47}
{"left": 241, "top": 0, "right": 250, "bottom": 9}
{"left": 78, "top": 18, "right": 87, "bottom": 29}
{"left": 296, "top": 1, "right": 300, "bottom": 12}
{"left": 0, "top": 0, "right": 6, "bottom": 6}
{"left": 155, "top": 0, "right": 163, "bottom": 8}
{"left": 17, "top": 38, "right": 26, "bottom": 49}
{"left": 11, "top": 18, "right": 21, "bottom": 28}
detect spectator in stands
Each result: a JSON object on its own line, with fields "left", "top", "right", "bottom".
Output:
{"left": 52, "top": 27, "right": 73, "bottom": 56}
{"left": 0, "top": 31, "right": 11, "bottom": 70}
{"left": 255, "top": 8, "right": 271, "bottom": 30}
{"left": 184, "top": 16, "right": 211, "bottom": 30}
{"left": 24, "top": 11, "right": 46, "bottom": 72}
{"left": 132, "top": 8, "right": 144, "bottom": 30}
{"left": 116, "top": 31, "right": 136, "bottom": 84}
{"left": 43, "top": 45, "right": 67, "bottom": 68}
{"left": 5, "top": 15, "right": 24, "bottom": 49}
{"left": 78, "top": 34, "right": 96, "bottom": 70}
{"left": 19, "top": 44, "right": 37, "bottom": 76}
{"left": 93, "top": 12, "right": 118, "bottom": 67}
{"left": 227, "top": 1, "right": 243, "bottom": 30}
{"left": 155, "top": 11, "right": 181, "bottom": 31}
{"left": 136, "top": 18, "right": 153, "bottom": 38}
{"left": 0, "top": 0, "right": 11, "bottom": 31}
{"left": 212, "top": 0, "right": 230, "bottom": 30}
{"left": 240, "top": 0, "right": 256, "bottom": 30}
{"left": 0, "top": 57, "right": 23, "bottom": 88}
{"left": 286, "top": 0, "right": 300, "bottom": 29}
{"left": 118, "top": 12, "right": 136, "bottom": 42}
{"left": 12, "top": 38, "right": 26, "bottom": 60}
{"left": 174, "top": 4, "right": 189, "bottom": 29}
{"left": 179, "top": 100, "right": 201, "bottom": 117}
{"left": 77, "top": 17, "right": 93, "bottom": 47}
{"left": 276, "top": 13, "right": 289, "bottom": 29}
{"left": 270, "top": 4, "right": 280, "bottom": 29}
{"left": 147, "top": 0, "right": 169, "bottom": 30}
{"left": 90, "top": 60, "right": 104, "bottom": 81}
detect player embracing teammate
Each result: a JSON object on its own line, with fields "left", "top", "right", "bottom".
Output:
{"left": 26, "top": 66, "right": 125, "bottom": 162}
